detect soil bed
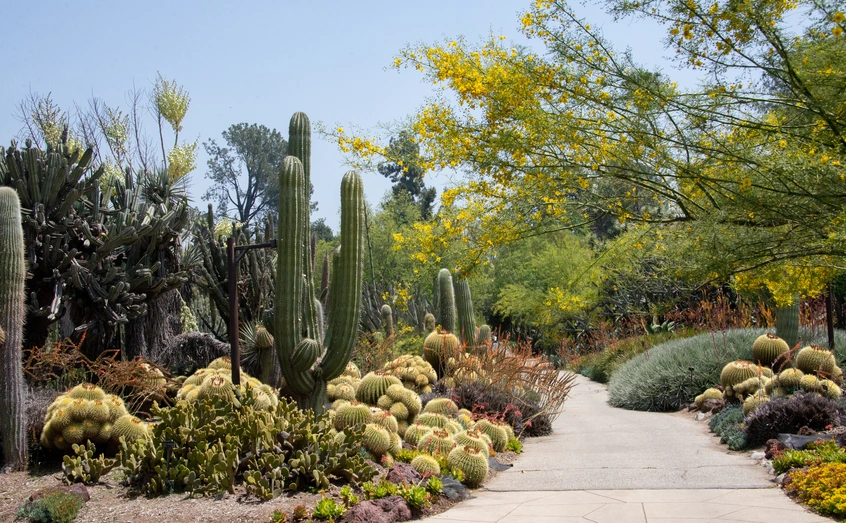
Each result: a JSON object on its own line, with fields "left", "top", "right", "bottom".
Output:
{"left": 0, "top": 452, "right": 518, "bottom": 523}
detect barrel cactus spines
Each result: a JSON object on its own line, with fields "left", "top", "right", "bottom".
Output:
{"left": 743, "top": 391, "right": 770, "bottom": 416}
{"left": 417, "top": 428, "right": 455, "bottom": 455}
{"left": 752, "top": 334, "right": 789, "bottom": 367}
{"left": 404, "top": 423, "right": 433, "bottom": 446}
{"left": 448, "top": 445, "right": 489, "bottom": 487}
{"left": 820, "top": 379, "right": 842, "bottom": 400}
{"left": 454, "top": 278, "right": 476, "bottom": 347}
{"left": 799, "top": 374, "right": 823, "bottom": 393}
{"left": 423, "top": 398, "right": 459, "bottom": 417}
{"left": 454, "top": 429, "right": 492, "bottom": 456}
{"left": 362, "top": 424, "right": 392, "bottom": 456}
{"left": 275, "top": 113, "right": 365, "bottom": 414}
{"left": 333, "top": 401, "right": 373, "bottom": 430}
{"left": 423, "top": 330, "right": 461, "bottom": 379}
{"left": 424, "top": 312, "right": 436, "bottom": 332}
{"left": 795, "top": 345, "right": 837, "bottom": 376}
{"left": 67, "top": 383, "right": 107, "bottom": 402}
{"left": 381, "top": 304, "right": 394, "bottom": 338}
{"left": 474, "top": 419, "right": 508, "bottom": 452}
{"left": 411, "top": 454, "right": 441, "bottom": 476}
{"left": 694, "top": 388, "right": 724, "bottom": 410}
{"left": 0, "top": 188, "right": 26, "bottom": 470}
{"left": 777, "top": 368, "right": 805, "bottom": 390}
{"left": 719, "top": 361, "right": 759, "bottom": 390}
{"left": 775, "top": 301, "right": 800, "bottom": 350}
{"left": 437, "top": 269, "right": 456, "bottom": 334}
{"left": 291, "top": 338, "right": 321, "bottom": 372}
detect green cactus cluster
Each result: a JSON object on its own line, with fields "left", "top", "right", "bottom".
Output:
{"left": 176, "top": 357, "right": 279, "bottom": 411}
{"left": 404, "top": 423, "right": 434, "bottom": 447}
{"left": 119, "top": 390, "right": 376, "bottom": 498}
{"left": 274, "top": 112, "right": 365, "bottom": 414}
{"left": 381, "top": 354, "right": 438, "bottom": 393}
{"left": 356, "top": 371, "right": 403, "bottom": 405}
{"left": 454, "top": 429, "right": 492, "bottom": 456}
{"left": 62, "top": 441, "right": 118, "bottom": 484}
{"left": 375, "top": 384, "right": 423, "bottom": 435}
{"left": 693, "top": 388, "right": 724, "bottom": 411}
{"left": 795, "top": 345, "right": 840, "bottom": 377}
{"left": 333, "top": 401, "right": 374, "bottom": 430}
{"left": 423, "top": 398, "right": 460, "bottom": 417}
{"left": 423, "top": 331, "right": 461, "bottom": 379}
{"left": 327, "top": 376, "right": 359, "bottom": 403}
{"left": 40, "top": 383, "right": 148, "bottom": 452}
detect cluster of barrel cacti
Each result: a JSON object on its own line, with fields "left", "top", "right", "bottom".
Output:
{"left": 40, "top": 384, "right": 149, "bottom": 452}
{"left": 381, "top": 354, "right": 438, "bottom": 393}
{"left": 175, "top": 356, "right": 279, "bottom": 410}
{"left": 694, "top": 334, "right": 843, "bottom": 417}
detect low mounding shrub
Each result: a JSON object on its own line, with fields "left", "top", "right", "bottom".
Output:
{"left": 572, "top": 330, "right": 692, "bottom": 383}
{"left": 743, "top": 393, "right": 841, "bottom": 448}
{"left": 449, "top": 382, "right": 552, "bottom": 437}
{"left": 787, "top": 462, "right": 846, "bottom": 519}
{"left": 708, "top": 404, "right": 747, "bottom": 450}
{"left": 607, "top": 328, "right": 846, "bottom": 412}
{"left": 16, "top": 490, "right": 82, "bottom": 523}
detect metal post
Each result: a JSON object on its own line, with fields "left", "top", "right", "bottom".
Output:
{"left": 227, "top": 236, "right": 240, "bottom": 386}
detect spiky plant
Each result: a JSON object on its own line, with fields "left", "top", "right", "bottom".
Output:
{"left": 454, "top": 278, "right": 476, "bottom": 347}
{"left": 436, "top": 269, "right": 456, "bottom": 334}
{"left": 775, "top": 302, "right": 799, "bottom": 349}
{"left": 275, "top": 113, "right": 364, "bottom": 414}
{"left": 0, "top": 188, "right": 26, "bottom": 471}
{"left": 381, "top": 304, "right": 394, "bottom": 338}
{"left": 448, "top": 445, "right": 488, "bottom": 487}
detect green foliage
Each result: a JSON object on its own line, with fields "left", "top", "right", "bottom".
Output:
{"left": 572, "top": 330, "right": 690, "bottom": 383}
{"left": 62, "top": 441, "right": 117, "bottom": 484}
{"left": 425, "top": 475, "right": 443, "bottom": 495}
{"left": 313, "top": 497, "right": 346, "bottom": 522}
{"left": 773, "top": 441, "right": 846, "bottom": 475}
{"left": 339, "top": 485, "right": 360, "bottom": 507}
{"left": 271, "top": 510, "right": 288, "bottom": 523}
{"left": 506, "top": 437, "right": 523, "bottom": 454}
{"left": 119, "top": 391, "right": 376, "bottom": 498}
{"left": 16, "top": 491, "right": 82, "bottom": 523}
{"left": 490, "top": 232, "right": 604, "bottom": 350}
{"left": 608, "top": 328, "right": 846, "bottom": 412}
{"left": 708, "top": 405, "right": 748, "bottom": 451}
{"left": 203, "top": 123, "right": 288, "bottom": 225}
{"left": 361, "top": 479, "right": 432, "bottom": 508}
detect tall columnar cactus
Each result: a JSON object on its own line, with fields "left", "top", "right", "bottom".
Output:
{"left": 381, "top": 304, "right": 394, "bottom": 337}
{"left": 275, "top": 112, "right": 364, "bottom": 414}
{"left": 454, "top": 279, "right": 476, "bottom": 347}
{"left": 437, "top": 269, "right": 456, "bottom": 334}
{"left": 0, "top": 188, "right": 27, "bottom": 471}
{"left": 775, "top": 301, "right": 799, "bottom": 349}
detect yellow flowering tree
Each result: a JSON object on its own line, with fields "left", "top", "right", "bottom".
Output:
{"left": 334, "top": 0, "right": 846, "bottom": 302}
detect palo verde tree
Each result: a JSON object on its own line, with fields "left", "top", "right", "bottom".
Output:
{"left": 331, "top": 0, "right": 846, "bottom": 294}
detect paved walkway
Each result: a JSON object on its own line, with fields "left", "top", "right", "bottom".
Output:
{"left": 429, "top": 375, "right": 834, "bottom": 523}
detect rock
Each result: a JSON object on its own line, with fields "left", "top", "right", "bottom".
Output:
{"left": 385, "top": 462, "right": 421, "bottom": 485}
{"left": 774, "top": 473, "right": 789, "bottom": 485}
{"left": 765, "top": 439, "right": 787, "bottom": 459}
{"left": 798, "top": 426, "right": 817, "bottom": 436}
{"left": 489, "top": 457, "right": 512, "bottom": 472}
{"left": 750, "top": 451, "right": 766, "bottom": 460}
{"left": 778, "top": 433, "right": 836, "bottom": 450}
{"left": 344, "top": 495, "right": 412, "bottom": 523}
{"left": 29, "top": 484, "right": 90, "bottom": 503}
{"left": 702, "top": 399, "right": 725, "bottom": 414}
{"left": 440, "top": 475, "right": 472, "bottom": 501}
{"left": 694, "top": 413, "right": 706, "bottom": 421}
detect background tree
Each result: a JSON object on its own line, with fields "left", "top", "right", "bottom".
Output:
{"left": 377, "top": 131, "right": 437, "bottom": 220}
{"left": 203, "top": 123, "right": 287, "bottom": 227}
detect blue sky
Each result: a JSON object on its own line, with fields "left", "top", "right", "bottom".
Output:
{"left": 1, "top": 1, "right": 684, "bottom": 231}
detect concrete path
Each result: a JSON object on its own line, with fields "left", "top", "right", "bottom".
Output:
{"left": 428, "top": 375, "right": 835, "bottom": 522}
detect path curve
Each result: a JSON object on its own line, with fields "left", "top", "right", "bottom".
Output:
{"left": 429, "top": 375, "right": 835, "bottom": 522}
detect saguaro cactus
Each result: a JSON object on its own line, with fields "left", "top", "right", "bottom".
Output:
{"left": 454, "top": 279, "right": 476, "bottom": 347}
{"left": 0, "top": 187, "right": 27, "bottom": 471}
{"left": 275, "top": 112, "right": 365, "bottom": 414}
{"left": 437, "top": 269, "right": 456, "bottom": 334}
